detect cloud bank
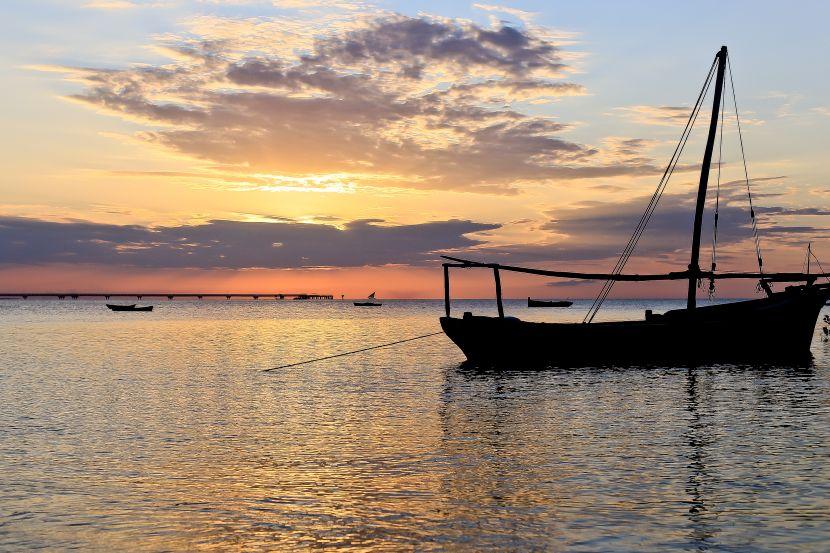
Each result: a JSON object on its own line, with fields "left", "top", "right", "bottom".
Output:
{"left": 476, "top": 184, "right": 830, "bottom": 268}
{"left": 0, "top": 217, "right": 497, "bottom": 269}
{"left": 4, "top": 184, "right": 825, "bottom": 272}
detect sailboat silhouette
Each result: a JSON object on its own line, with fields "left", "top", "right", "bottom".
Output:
{"left": 440, "top": 46, "right": 830, "bottom": 365}
{"left": 354, "top": 291, "right": 382, "bottom": 307}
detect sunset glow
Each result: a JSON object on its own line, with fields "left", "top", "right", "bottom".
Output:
{"left": 4, "top": 1, "right": 830, "bottom": 297}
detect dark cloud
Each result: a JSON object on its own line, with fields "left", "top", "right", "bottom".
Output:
{"left": 472, "top": 191, "right": 830, "bottom": 266}
{"left": 757, "top": 207, "right": 830, "bottom": 216}
{"left": 309, "top": 17, "right": 564, "bottom": 77}
{"left": 4, "top": 191, "right": 827, "bottom": 271}
{"left": 0, "top": 217, "right": 498, "bottom": 269}
{"left": 62, "top": 14, "right": 661, "bottom": 193}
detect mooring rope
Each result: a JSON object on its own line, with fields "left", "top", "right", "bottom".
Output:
{"left": 709, "top": 81, "right": 726, "bottom": 298}
{"left": 261, "top": 331, "right": 444, "bottom": 372}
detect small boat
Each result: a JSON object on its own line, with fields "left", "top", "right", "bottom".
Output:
{"left": 528, "top": 298, "right": 573, "bottom": 308}
{"left": 106, "top": 304, "right": 153, "bottom": 312}
{"left": 354, "top": 292, "right": 382, "bottom": 307}
{"left": 439, "top": 46, "right": 830, "bottom": 365}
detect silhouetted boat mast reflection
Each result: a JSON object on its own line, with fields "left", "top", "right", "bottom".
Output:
{"left": 684, "top": 368, "right": 717, "bottom": 547}
{"left": 440, "top": 46, "right": 830, "bottom": 365}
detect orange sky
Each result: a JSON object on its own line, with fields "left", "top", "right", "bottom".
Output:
{"left": 3, "top": 1, "right": 830, "bottom": 299}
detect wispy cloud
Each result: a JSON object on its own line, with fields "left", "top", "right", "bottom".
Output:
{"left": 83, "top": 0, "right": 172, "bottom": 9}
{"left": 616, "top": 105, "right": 692, "bottom": 127}
{"left": 616, "top": 105, "right": 763, "bottom": 127}
{"left": 472, "top": 3, "right": 538, "bottom": 25}
{"left": 762, "top": 90, "right": 803, "bottom": 118}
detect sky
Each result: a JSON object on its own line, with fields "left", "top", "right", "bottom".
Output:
{"left": 2, "top": 0, "right": 830, "bottom": 298}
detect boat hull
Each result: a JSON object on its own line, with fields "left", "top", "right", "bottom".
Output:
{"left": 528, "top": 299, "right": 573, "bottom": 308}
{"left": 441, "top": 287, "right": 829, "bottom": 365}
{"left": 107, "top": 304, "right": 153, "bottom": 312}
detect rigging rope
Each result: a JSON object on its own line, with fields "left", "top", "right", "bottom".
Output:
{"left": 727, "top": 57, "right": 765, "bottom": 278}
{"left": 261, "top": 331, "right": 444, "bottom": 372}
{"left": 809, "top": 246, "right": 830, "bottom": 283}
{"left": 583, "top": 58, "right": 718, "bottom": 323}
{"left": 709, "top": 80, "right": 727, "bottom": 298}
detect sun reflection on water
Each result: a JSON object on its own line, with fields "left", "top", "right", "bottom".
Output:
{"left": 1, "top": 299, "right": 829, "bottom": 550}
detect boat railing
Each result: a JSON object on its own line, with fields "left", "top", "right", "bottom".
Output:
{"left": 441, "top": 255, "right": 829, "bottom": 319}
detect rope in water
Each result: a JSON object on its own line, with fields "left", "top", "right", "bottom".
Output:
{"left": 261, "top": 331, "right": 444, "bottom": 372}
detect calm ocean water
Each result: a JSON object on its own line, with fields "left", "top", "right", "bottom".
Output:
{"left": 2, "top": 298, "right": 830, "bottom": 551}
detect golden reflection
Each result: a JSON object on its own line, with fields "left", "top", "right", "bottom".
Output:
{"left": 1, "top": 301, "right": 829, "bottom": 549}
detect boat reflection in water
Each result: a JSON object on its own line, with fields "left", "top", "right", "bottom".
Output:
{"left": 439, "top": 361, "right": 823, "bottom": 550}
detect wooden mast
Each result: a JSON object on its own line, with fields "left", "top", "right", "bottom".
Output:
{"left": 688, "top": 46, "right": 728, "bottom": 309}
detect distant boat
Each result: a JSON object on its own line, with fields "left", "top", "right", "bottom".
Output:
{"left": 106, "top": 304, "right": 153, "bottom": 312}
{"left": 354, "top": 292, "right": 382, "bottom": 307}
{"left": 528, "top": 298, "right": 573, "bottom": 308}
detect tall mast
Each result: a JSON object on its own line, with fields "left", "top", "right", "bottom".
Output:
{"left": 687, "top": 46, "right": 728, "bottom": 309}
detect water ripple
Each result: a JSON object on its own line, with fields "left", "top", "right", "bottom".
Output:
{"left": 1, "top": 299, "right": 829, "bottom": 550}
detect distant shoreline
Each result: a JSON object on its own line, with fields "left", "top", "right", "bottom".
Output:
{"left": 0, "top": 296, "right": 759, "bottom": 301}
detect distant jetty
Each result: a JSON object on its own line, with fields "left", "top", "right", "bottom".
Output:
{"left": 0, "top": 292, "right": 334, "bottom": 300}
